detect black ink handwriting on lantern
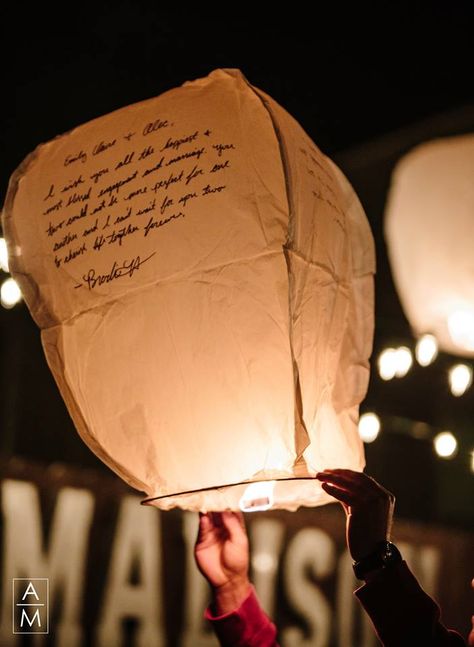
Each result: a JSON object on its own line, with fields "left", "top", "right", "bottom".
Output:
{"left": 185, "top": 165, "right": 204, "bottom": 185}
{"left": 160, "top": 131, "right": 199, "bottom": 152}
{"left": 210, "top": 160, "right": 230, "bottom": 173}
{"left": 150, "top": 170, "right": 183, "bottom": 194}
{"left": 202, "top": 184, "right": 226, "bottom": 196}
{"left": 212, "top": 143, "right": 235, "bottom": 157}
{"left": 77, "top": 252, "right": 157, "bottom": 290}
{"left": 143, "top": 212, "right": 185, "bottom": 237}
{"left": 165, "top": 147, "right": 206, "bottom": 166}
{"left": 61, "top": 175, "right": 85, "bottom": 193}
{"left": 44, "top": 184, "right": 55, "bottom": 201}
{"left": 142, "top": 119, "right": 169, "bottom": 136}
{"left": 115, "top": 152, "right": 135, "bottom": 170}
{"left": 90, "top": 168, "right": 109, "bottom": 184}
{"left": 160, "top": 195, "right": 174, "bottom": 215}
{"left": 178, "top": 192, "right": 198, "bottom": 208}
{"left": 43, "top": 200, "right": 63, "bottom": 216}
{"left": 64, "top": 150, "right": 87, "bottom": 166}
{"left": 92, "top": 139, "right": 116, "bottom": 156}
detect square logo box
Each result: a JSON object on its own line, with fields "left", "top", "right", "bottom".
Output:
{"left": 13, "top": 578, "right": 49, "bottom": 634}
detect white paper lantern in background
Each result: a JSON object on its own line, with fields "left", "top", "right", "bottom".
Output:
{"left": 2, "top": 69, "right": 375, "bottom": 511}
{"left": 385, "top": 134, "right": 474, "bottom": 357}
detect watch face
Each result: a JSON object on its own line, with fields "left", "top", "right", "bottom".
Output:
{"left": 383, "top": 542, "right": 401, "bottom": 564}
{"left": 353, "top": 541, "right": 402, "bottom": 580}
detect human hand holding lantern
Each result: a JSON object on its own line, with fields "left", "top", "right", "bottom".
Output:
{"left": 316, "top": 469, "right": 395, "bottom": 563}
{"left": 195, "top": 512, "right": 251, "bottom": 615}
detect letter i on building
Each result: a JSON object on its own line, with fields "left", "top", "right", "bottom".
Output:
{"left": 13, "top": 578, "right": 49, "bottom": 634}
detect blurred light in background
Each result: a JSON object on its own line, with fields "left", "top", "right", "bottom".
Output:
{"left": 433, "top": 431, "right": 458, "bottom": 459}
{"left": 1, "top": 277, "right": 22, "bottom": 309}
{"left": 358, "top": 412, "right": 381, "bottom": 443}
{"left": 378, "top": 348, "right": 397, "bottom": 380}
{"left": 415, "top": 334, "right": 438, "bottom": 366}
{"left": 0, "top": 238, "right": 9, "bottom": 272}
{"left": 394, "top": 346, "right": 413, "bottom": 377}
{"left": 378, "top": 346, "right": 414, "bottom": 380}
{"left": 448, "top": 363, "right": 473, "bottom": 397}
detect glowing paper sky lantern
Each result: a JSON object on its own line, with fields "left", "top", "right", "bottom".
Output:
{"left": 385, "top": 134, "right": 474, "bottom": 357}
{"left": 2, "top": 69, "right": 375, "bottom": 511}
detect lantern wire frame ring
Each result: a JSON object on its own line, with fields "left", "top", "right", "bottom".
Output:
{"left": 141, "top": 476, "right": 319, "bottom": 509}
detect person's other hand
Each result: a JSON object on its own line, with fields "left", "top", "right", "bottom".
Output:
{"left": 194, "top": 511, "right": 251, "bottom": 614}
{"left": 316, "top": 469, "right": 395, "bottom": 562}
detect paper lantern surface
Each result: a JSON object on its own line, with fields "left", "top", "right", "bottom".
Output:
{"left": 3, "top": 69, "right": 375, "bottom": 510}
{"left": 385, "top": 135, "right": 474, "bottom": 357}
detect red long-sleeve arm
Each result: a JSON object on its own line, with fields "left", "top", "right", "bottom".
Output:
{"left": 205, "top": 586, "right": 279, "bottom": 647}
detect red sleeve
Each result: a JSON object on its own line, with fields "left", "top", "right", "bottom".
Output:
{"left": 355, "top": 561, "right": 466, "bottom": 646}
{"left": 205, "top": 586, "right": 279, "bottom": 647}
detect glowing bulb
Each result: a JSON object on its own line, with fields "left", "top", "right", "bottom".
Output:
{"left": 1, "top": 278, "right": 22, "bottom": 308}
{"left": 394, "top": 346, "right": 413, "bottom": 377}
{"left": 239, "top": 481, "right": 275, "bottom": 512}
{"left": 0, "top": 238, "right": 8, "bottom": 272}
{"left": 415, "top": 334, "right": 438, "bottom": 367}
{"left": 378, "top": 348, "right": 397, "bottom": 380}
{"left": 470, "top": 450, "right": 474, "bottom": 474}
{"left": 358, "top": 412, "right": 381, "bottom": 443}
{"left": 433, "top": 431, "right": 458, "bottom": 459}
{"left": 448, "top": 363, "right": 472, "bottom": 397}
{"left": 448, "top": 310, "right": 474, "bottom": 352}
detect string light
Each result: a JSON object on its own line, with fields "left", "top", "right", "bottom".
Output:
{"left": 1, "top": 277, "right": 22, "bottom": 309}
{"left": 394, "top": 346, "right": 413, "bottom": 377}
{"left": 378, "top": 348, "right": 397, "bottom": 380}
{"left": 377, "top": 346, "right": 413, "bottom": 380}
{"left": 433, "top": 431, "right": 458, "bottom": 459}
{"left": 448, "top": 364, "right": 473, "bottom": 397}
{"left": 415, "top": 334, "right": 438, "bottom": 367}
{"left": 358, "top": 412, "right": 381, "bottom": 443}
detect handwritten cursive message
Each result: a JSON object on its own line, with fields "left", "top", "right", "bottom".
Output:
{"left": 38, "top": 115, "right": 237, "bottom": 291}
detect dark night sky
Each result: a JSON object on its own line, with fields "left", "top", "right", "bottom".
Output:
{"left": 1, "top": 2, "right": 473, "bottom": 197}
{"left": 0, "top": 2, "right": 473, "bottom": 527}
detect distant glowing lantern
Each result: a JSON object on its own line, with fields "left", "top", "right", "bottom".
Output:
{"left": 2, "top": 69, "right": 375, "bottom": 511}
{"left": 385, "top": 134, "right": 474, "bottom": 357}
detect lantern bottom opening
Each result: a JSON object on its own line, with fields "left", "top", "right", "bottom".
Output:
{"left": 141, "top": 476, "right": 333, "bottom": 512}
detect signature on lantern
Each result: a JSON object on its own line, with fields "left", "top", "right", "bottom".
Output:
{"left": 75, "top": 252, "right": 156, "bottom": 290}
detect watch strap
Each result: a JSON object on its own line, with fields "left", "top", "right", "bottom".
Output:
{"left": 353, "top": 540, "right": 402, "bottom": 580}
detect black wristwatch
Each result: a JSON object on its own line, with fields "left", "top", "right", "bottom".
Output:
{"left": 353, "top": 541, "right": 402, "bottom": 580}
